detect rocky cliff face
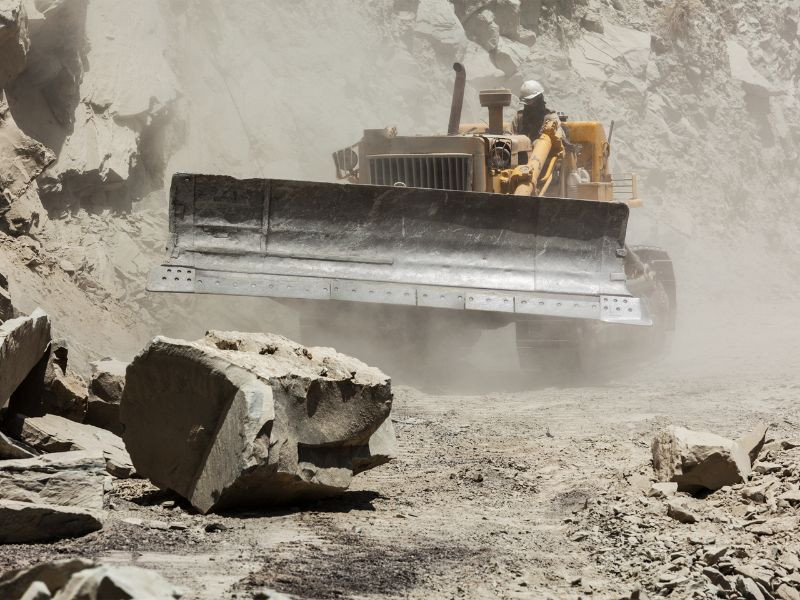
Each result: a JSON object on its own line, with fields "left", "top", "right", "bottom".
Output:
{"left": 0, "top": 0, "right": 798, "bottom": 365}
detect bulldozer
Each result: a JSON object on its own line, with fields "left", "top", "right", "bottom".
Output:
{"left": 148, "top": 64, "right": 676, "bottom": 378}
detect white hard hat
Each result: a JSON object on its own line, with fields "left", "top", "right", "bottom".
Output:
{"left": 520, "top": 80, "right": 544, "bottom": 104}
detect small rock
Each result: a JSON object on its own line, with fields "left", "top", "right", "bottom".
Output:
{"left": 122, "top": 518, "right": 143, "bottom": 527}
{"left": 204, "top": 522, "right": 227, "bottom": 533}
{"left": 652, "top": 427, "right": 752, "bottom": 492}
{"left": 777, "top": 584, "right": 800, "bottom": 600}
{"left": 736, "top": 575, "right": 766, "bottom": 600}
{"left": 754, "top": 461, "right": 782, "bottom": 474}
{"left": 703, "top": 546, "right": 729, "bottom": 565}
{"left": 702, "top": 566, "right": 732, "bottom": 590}
{"left": 648, "top": 482, "right": 678, "bottom": 498}
{"left": 737, "top": 424, "right": 769, "bottom": 464}
{"left": 147, "top": 520, "right": 169, "bottom": 531}
{"left": 667, "top": 499, "right": 698, "bottom": 524}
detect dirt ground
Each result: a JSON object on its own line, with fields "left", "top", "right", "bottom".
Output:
{"left": 2, "top": 307, "right": 797, "bottom": 599}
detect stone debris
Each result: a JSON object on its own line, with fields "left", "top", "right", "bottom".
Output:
{"left": 84, "top": 358, "right": 127, "bottom": 435}
{"left": 0, "top": 451, "right": 108, "bottom": 510}
{"left": 0, "top": 308, "right": 51, "bottom": 410}
{"left": 121, "top": 331, "right": 397, "bottom": 513}
{"left": 0, "top": 499, "right": 102, "bottom": 543}
{"left": 3, "top": 413, "right": 133, "bottom": 478}
{"left": 652, "top": 425, "right": 766, "bottom": 492}
{"left": 569, "top": 436, "right": 800, "bottom": 598}
{"left": 0, "top": 559, "right": 95, "bottom": 600}
{"left": 10, "top": 339, "right": 89, "bottom": 422}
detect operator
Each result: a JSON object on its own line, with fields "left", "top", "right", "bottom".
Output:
{"left": 510, "top": 80, "right": 561, "bottom": 140}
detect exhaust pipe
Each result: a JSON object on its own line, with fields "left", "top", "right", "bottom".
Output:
{"left": 447, "top": 63, "right": 466, "bottom": 136}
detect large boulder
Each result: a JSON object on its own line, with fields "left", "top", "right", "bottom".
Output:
{"left": 0, "top": 308, "right": 51, "bottom": 410}
{"left": 10, "top": 339, "right": 89, "bottom": 422}
{"left": 652, "top": 426, "right": 766, "bottom": 492}
{"left": 0, "top": 0, "right": 29, "bottom": 88}
{"left": 462, "top": 9, "right": 500, "bottom": 52}
{"left": 121, "top": 331, "right": 397, "bottom": 514}
{"left": 0, "top": 499, "right": 101, "bottom": 543}
{"left": 0, "top": 559, "right": 95, "bottom": 599}
{"left": 0, "top": 93, "right": 54, "bottom": 235}
{"left": 0, "top": 451, "right": 108, "bottom": 510}
{"left": 463, "top": 41, "right": 506, "bottom": 89}
{"left": 493, "top": 36, "right": 529, "bottom": 76}
{"left": 413, "top": 0, "right": 469, "bottom": 63}
{"left": 726, "top": 40, "right": 775, "bottom": 98}
{"left": 3, "top": 414, "right": 133, "bottom": 478}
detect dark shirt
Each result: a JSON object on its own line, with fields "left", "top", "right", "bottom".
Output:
{"left": 510, "top": 105, "right": 559, "bottom": 140}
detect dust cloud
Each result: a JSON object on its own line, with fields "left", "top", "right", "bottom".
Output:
{"left": 150, "top": 1, "right": 800, "bottom": 386}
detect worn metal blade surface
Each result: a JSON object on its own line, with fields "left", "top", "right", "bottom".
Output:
{"left": 150, "top": 173, "right": 643, "bottom": 323}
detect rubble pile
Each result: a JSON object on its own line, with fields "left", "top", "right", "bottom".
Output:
{"left": 568, "top": 426, "right": 800, "bottom": 599}
{"left": 121, "top": 330, "right": 398, "bottom": 513}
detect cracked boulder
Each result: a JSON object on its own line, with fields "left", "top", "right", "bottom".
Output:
{"left": 121, "top": 331, "right": 397, "bottom": 514}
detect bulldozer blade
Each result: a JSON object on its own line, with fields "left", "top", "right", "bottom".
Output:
{"left": 148, "top": 173, "right": 651, "bottom": 325}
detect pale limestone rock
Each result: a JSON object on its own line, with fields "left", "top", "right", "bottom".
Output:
{"left": 652, "top": 426, "right": 752, "bottom": 492}
{"left": 727, "top": 40, "right": 775, "bottom": 97}
{"left": 0, "top": 451, "right": 108, "bottom": 510}
{"left": 121, "top": 331, "right": 397, "bottom": 514}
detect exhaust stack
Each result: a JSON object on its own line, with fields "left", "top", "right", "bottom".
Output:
{"left": 447, "top": 63, "right": 466, "bottom": 136}
{"left": 479, "top": 89, "right": 512, "bottom": 135}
